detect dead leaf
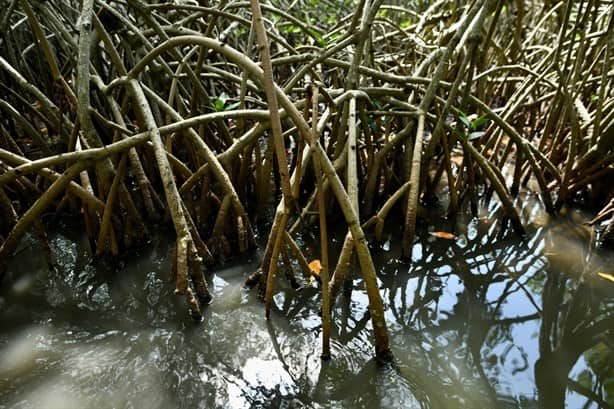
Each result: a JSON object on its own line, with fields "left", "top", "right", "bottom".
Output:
{"left": 308, "top": 259, "right": 321, "bottom": 274}
{"left": 429, "top": 231, "right": 456, "bottom": 240}
{"left": 597, "top": 272, "right": 614, "bottom": 283}
{"left": 308, "top": 259, "right": 322, "bottom": 281}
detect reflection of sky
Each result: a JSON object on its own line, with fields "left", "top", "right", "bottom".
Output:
{"left": 569, "top": 357, "right": 598, "bottom": 409}
{"left": 490, "top": 321, "right": 540, "bottom": 399}
{"left": 385, "top": 234, "right": 549, "bottom": 403}
{"left": 378, "top": 199, "right": 607, "bottom": 406}
{"left": 438, "top": 274, "right": 462, "bottom": 315}
{"left": 225, "top": 358, "right": 296, "bottom": 409}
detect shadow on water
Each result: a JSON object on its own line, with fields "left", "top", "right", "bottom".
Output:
{"left": 0, "top": 194, "right": 613, "bottom": 408}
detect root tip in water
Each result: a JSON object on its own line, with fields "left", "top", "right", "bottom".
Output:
{"left": 375, "top": 349, "right": 394, "bottom": 364}
{"left": 190, "top": 311, "right": 204, "bottom": 323}
{"left": 244, "top": 271, "right": 261, "bottom": 289}
{"left": 198, "top": 293, "right": 213, "bottom": 306}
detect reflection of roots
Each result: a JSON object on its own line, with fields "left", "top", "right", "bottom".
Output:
{"left": 536, "top": 274, "right": 613, "bottom": 408}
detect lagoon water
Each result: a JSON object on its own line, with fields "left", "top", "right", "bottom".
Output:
{"left": 1, "top": 196, "right": 612, "bottom": 408}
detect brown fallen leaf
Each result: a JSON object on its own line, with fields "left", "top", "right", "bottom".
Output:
{"left": 308, "top": 259, "right": 322, "bottom": 281}
{"left": 429, "top": 231, "right": 456, "bottom": 240}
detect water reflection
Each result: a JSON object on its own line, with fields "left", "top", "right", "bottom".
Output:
{"left": 0, "top": 197, "right": 612, "bottom": 408}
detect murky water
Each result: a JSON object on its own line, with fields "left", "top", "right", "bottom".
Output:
{"left": 1, "top": 195, "right": 613, "bottom": 408}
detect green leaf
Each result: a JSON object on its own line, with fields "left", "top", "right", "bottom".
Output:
{"left": 309, "top": 29, "right": 325, "bottom": 46}
{"left": 401, "top": 18, "right": 412, "bottom": 29}
{"left": 377, "top": 9, "right": 388, "bottom": 18}
{"left": 326, "top": 32, "right": 340, "bottom": 44}
{"left": 213, "top": 92, "right": 229, "bottom": 111}
{"left": 459, "top": 113, "right": 471, "bottom": 129}
{"left": 282, "top": 25, "right": 302, "bottom": 34}
{"left": 468, "top": 131, "right": 485, "bottom": 141}
{"left": 454, "top": 127, "right": 466, "bottom": 139}
{"left": 225, "top": 101, "right": 240, "bottom": 111}
{"left": 471, "top": 115, "right": 490, "bottom": 129}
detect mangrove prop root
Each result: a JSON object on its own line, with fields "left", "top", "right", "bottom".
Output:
{"left": 0, "top": 0, "right": 612, "bottom": 362}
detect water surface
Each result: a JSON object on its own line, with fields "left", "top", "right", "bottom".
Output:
{"left": 1, "top": 196, "right": 612, "bottom": 408}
